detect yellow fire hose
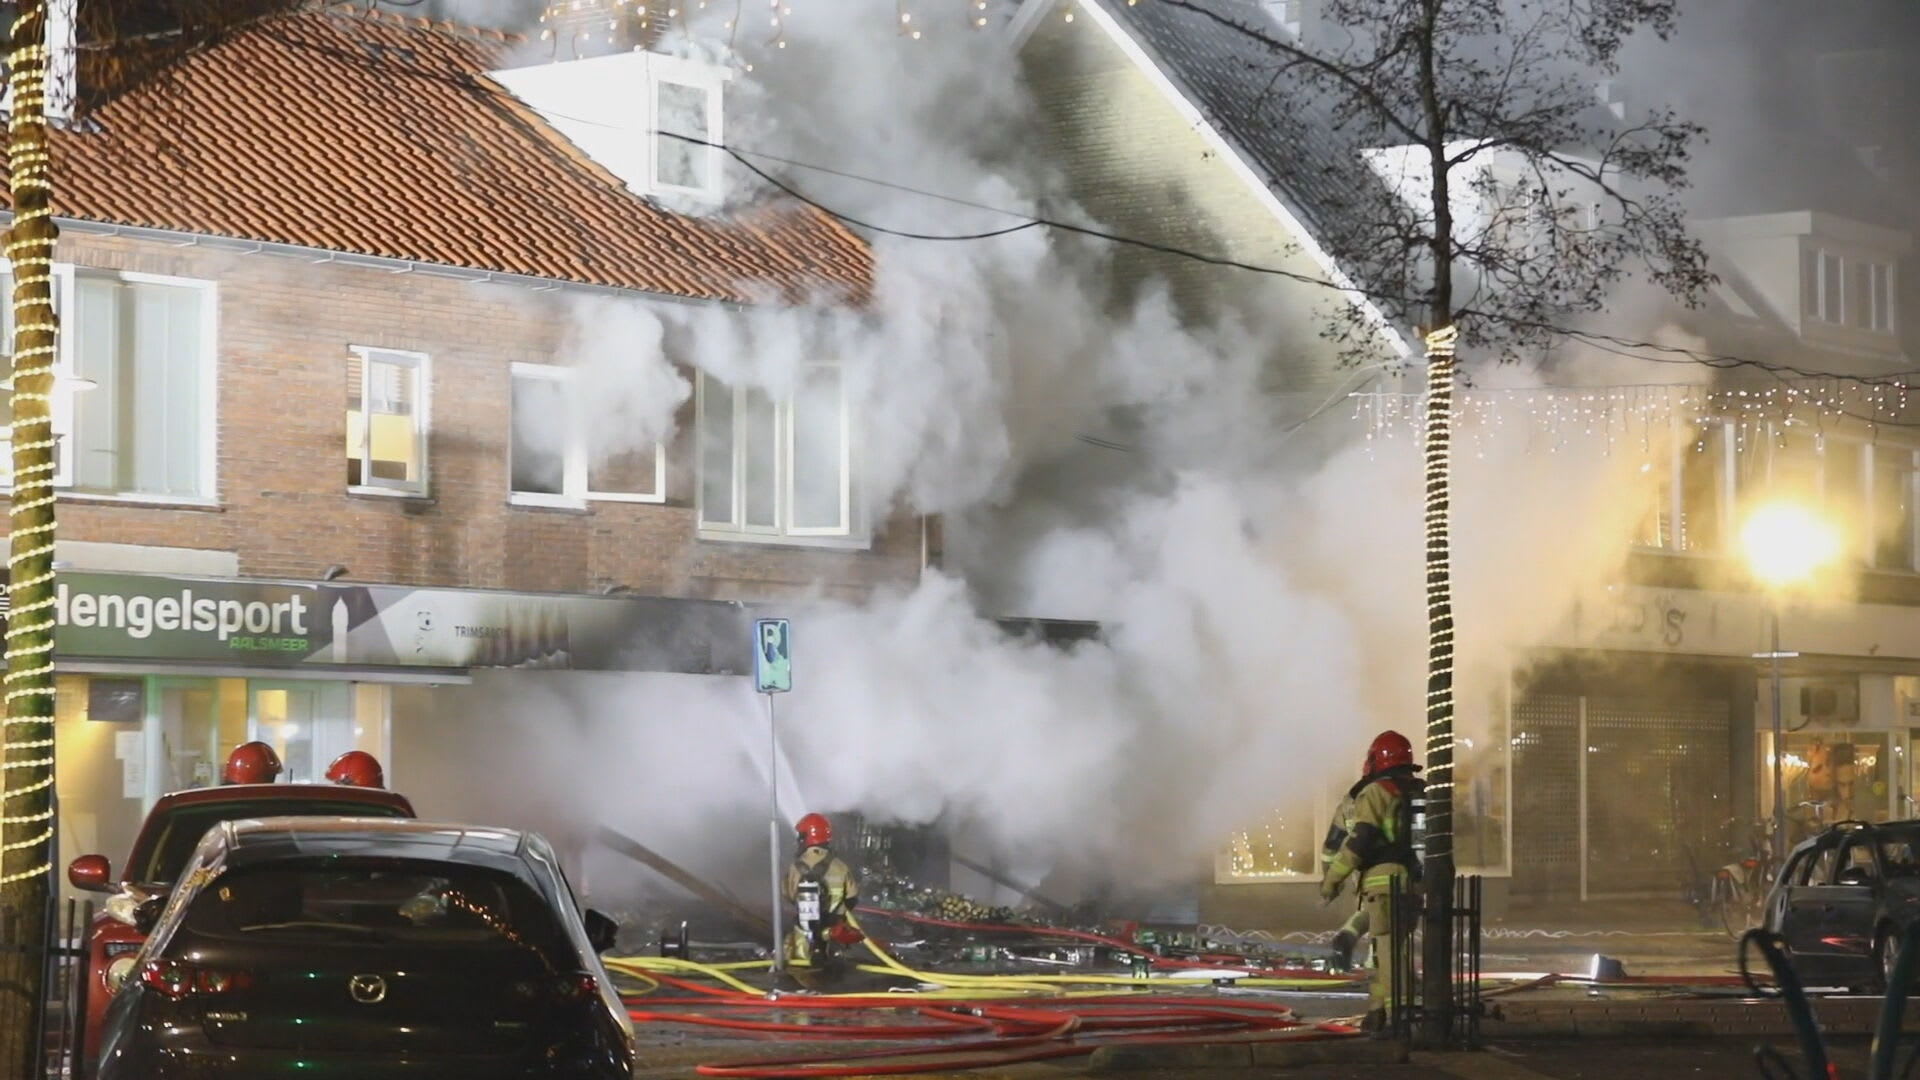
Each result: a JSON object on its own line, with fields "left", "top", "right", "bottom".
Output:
{"left": 605, "top": 912, "right": 1360, "bottom": 999}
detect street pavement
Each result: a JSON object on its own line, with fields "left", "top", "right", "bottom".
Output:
{"left": 632, "top": 1037, "right": 1884, "bottom": 1079}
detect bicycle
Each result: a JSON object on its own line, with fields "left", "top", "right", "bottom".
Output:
{"left": 1706, "top": 819, "right": 1778, "bottom": 940}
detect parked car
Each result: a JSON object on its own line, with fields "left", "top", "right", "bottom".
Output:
{"left": 96, "top": 817, "right": 633, "bottom": 1079}
{"left": 67, "top": 755, "right": 413, "bottom": 1072}
{"left": 1763, "top": 819, "right": 1920, "bottom": 991}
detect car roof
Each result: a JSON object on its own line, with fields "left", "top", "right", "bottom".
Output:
{"left": 150, "top": 783, "right": 413, "bottom": 812}
{"left": 1791, "top": 818, "right": 1920, "bottom": 852}
{"left": 213, "top": 818, "right": 530, "bottom": 874}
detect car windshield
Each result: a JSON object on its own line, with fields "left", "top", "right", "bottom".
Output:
{"left": 176, "top": 858, "right": 573, "bottom": 967}
{"left": 1878, "top": 829, "right": 1920, "bottom": 875}
{"left": 135, "top": 801, "right": 410, "bottom": 886}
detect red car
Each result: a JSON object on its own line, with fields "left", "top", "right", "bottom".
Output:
{"left": 66, "top": 751, "right": 413, "bottom": 1074}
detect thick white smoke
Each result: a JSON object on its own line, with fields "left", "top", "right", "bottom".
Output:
{"left": 469, "top": 0, "right": 1702, "bottom": 897}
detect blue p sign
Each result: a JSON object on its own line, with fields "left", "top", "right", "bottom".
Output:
{"left": 754, "top": 619, "right": 792, "bottom": 694}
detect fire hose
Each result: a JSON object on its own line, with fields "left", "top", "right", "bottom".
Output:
{"left": 606, "top": 918, "right": 1360, "bottom": 1077}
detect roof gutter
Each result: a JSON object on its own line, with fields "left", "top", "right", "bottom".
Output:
{"left": 36, "top": 215, "right": 741, "bottom": 310}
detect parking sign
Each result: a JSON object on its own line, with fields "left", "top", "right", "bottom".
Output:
{"left": 754, "top": 618, "right": 791, "bottom": 694}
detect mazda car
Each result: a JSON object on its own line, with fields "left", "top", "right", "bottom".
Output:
{"left": 68, "top": 765, "right": 414, "bottom": 1072}
{"left": 95, "top": 817, "right": 634, "bottom": 1079}
{"left": 1763, "top": 819, "right": 1920, "bottom": 991}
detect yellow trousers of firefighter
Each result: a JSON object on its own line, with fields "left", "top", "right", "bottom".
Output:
{"left": 1359, "top": 863, "right": 1410, "bottom": 1016}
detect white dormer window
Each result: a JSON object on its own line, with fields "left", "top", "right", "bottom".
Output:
{"left": 647, "top": 55, "right": 727, "bottom": 200}
{"left": 488, "top": 50, "right": 728, "bottom": 204}
{"left": 1805, "top": 246, "right": 1896, "bottom": 334}
{"left": 1262, "top": 0, "right": 1304, "bottom": 36}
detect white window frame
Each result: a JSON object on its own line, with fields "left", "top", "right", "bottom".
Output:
{"left": 1870, "top": 261, "right": 1897, "bottom": 334}
{"left": 508, "top": 362, "right": 666, "bottom": 509}
{"left": 1868, "top": 443, "right": 1920, "bottom": 572}
{"left": 695, "top": 370, "right": 862, "bottom": 546}
{"left": 53, "top": 268, "right": 218, "bottom": 504}
{"left": 1814, "top": 249, "right": 1846, "bottom": 324}
{"left": 347, "top": 346, "right": 430, "bottom": 498}
{"left": 646, "top": 54, "right": 729, "bottom": 201}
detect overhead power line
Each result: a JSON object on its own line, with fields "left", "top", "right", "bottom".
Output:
{"left": 250, "top": 22, "right": 1920, "bottom": 395}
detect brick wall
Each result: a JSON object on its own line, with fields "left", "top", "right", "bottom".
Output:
{"left": 25, "top": 230, "right": 923, "bottom": 601}
{"left": 1020, "top": 13, "right": 1386, "bottom": 399}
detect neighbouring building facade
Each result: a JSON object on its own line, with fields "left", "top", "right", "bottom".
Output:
{"left": 1013, "top": 0, "right": 1920, "bottom": 921}
{"left": 15, "top": 5, "right": 926, "bottom": 896}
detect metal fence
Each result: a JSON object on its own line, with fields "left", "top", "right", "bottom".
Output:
{"left": 0, "top": 897, "right": 93, "bottom": 1080}
{"left": 1387, "top": 874, "right": 1484, "bottom": 1048}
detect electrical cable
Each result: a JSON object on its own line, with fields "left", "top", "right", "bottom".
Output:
{"left": 245, "top": 22, "right": 1920, "bottom": 396}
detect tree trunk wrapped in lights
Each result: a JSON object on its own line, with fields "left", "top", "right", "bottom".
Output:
{"left": 0, "top": 2, "right": 60, "bottom": 1074}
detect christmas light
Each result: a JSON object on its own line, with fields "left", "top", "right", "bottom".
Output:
{"left": 1422, "top": 326, "right": 1458, "bottom": 859}
{"left": 3, "top": 2, "right": 58, "bottom": 888}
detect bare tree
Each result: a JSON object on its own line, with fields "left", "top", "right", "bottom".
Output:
{"left": 0, "top": 6, "right": 315, "bottom": 1072}
{"left": 1159, "top": 0, "right": 1711, "bottom": 1040}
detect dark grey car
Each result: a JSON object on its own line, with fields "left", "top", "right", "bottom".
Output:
{"left": 1763, "top": 820, "right": 1920, "bottom": 991}
{"left": 96, "top": 817, "right": 634, "bottom": 1079}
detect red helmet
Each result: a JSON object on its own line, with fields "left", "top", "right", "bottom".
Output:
{"left": 796, "top": 813, "right": 832, "bottom": 848}
{"left": 223, "top": 741, "right": 282, "bottom": 785}
{"left": 325, "top": 750, "right": 385, "bottom": 789}
{"left": 1364, "top": 730, "right": 1415, "bottom": 776}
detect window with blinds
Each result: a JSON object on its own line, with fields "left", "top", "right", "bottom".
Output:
{"left": 347, "top": 346, "right": 427, "bottom": 495}
{"left": 69, "top": 272, "right": 210, "bottom": 498}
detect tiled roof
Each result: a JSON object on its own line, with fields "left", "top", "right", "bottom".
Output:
{"left": 1100, "top": 0, "right": 1388, "bottom": 279}
{"left": 20, "top": 6, "right": 870, "bottom": 304}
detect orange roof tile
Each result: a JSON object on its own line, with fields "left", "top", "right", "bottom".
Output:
{"left": 20, "top": 7, "right": 870, "bottom": 304}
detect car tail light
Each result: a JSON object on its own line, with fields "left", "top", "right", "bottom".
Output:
{"left": 554, "top": 973, "right": 597, "bottom": 1003}
{"left": 140, "top": 958, "right": 252, "bottom": 999}
{"left": 1741, "top": 859, "right": 1760, "bottom": 870}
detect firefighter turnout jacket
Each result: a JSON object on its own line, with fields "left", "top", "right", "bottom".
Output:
{"left": 1323, "top": 765, "right": 1424, "bottom": 895}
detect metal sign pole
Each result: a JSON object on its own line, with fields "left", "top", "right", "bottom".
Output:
{"left": 766, "top": 691, "right": 784, "bottom": 977}
{"left": 752, "top": 618, "right": 793, "bottom": 982}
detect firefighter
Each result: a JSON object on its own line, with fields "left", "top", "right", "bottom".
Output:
{"left": 326, "top": 750, "right": 385, "bottom": 788}
{"left": 222, "top": 741, "right": 283, "bottom": 785}
{"left": 1320, "top": 730, "right": 1424, "bottom": 1033}
{"left": 783, "top": 813, "right": 862, "bottom": 969}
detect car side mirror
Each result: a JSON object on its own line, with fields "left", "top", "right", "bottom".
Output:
{"left": 67, "top": 855, "right": 113, "bottom": 893}
{"left": 583, "top": 909, "right": 619, "bottom": 954}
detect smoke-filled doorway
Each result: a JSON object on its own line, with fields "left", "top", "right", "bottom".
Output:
{"left": 1511, "top": 688, "right": 1734, "bottom": 901}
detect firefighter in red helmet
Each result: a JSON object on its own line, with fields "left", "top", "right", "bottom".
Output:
{"left": 1320, "top": 730, "right": 1425, "bottom": 1033}
{"left": 783, "top": 813, "right": 861, "bottom": 970}
{"left": 222, "top": 742, "right": 283, "bottom": 785}
{"left": 325, "top": 750, "right": 384, "bottom": 789}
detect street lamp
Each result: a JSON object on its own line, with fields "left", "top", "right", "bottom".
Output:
{"left": 1740, "top": 501, "right": 1842, "bottom": 860}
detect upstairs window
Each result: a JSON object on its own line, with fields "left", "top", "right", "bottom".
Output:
{"left": 1873, "top": 445, "right": 1917, "bottom": 572}
{"left": 1805, "top": 247, "right": 1896, "bottom": 334}
{"left": 1870, "top": 262, "right": 1895, "bottom": 333}
{"left": 647, "top": 55, "right": 727, "bottom": 200}
{"left": 69, "top": 271, "right": 213, "bottom": 499}
{"left": 509, "top": 363, "right": 665, "bottom": 509}
{"left": 697, "top": 367, "right": 856, "bottom": 541}
{"left": 347, "top": 347, "right": 428, "bottom": 496}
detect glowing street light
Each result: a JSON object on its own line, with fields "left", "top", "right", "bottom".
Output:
{"left": 1741, "top": 500, "right": 1841, "bottom": 861}
{"left": 1741, "top": 502, "right": 1842, "bottom": 588}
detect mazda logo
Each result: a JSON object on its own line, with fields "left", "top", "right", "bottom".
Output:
{"left": 348, "top": 974, "right": 387, "bottom": 1005}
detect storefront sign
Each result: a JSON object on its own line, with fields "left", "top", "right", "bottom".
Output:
{"left": 46, "top": 571, "right": 751, "bottom": 675}
{"left": 1557, "top": 584, "right": 1920, "bottom": 662}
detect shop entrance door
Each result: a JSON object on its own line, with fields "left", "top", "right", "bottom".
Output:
{"left": 153, "top": 678, "right": 221, "bottom": 794}
{"left": 249, "top": 682, "right": 352, "bottom": 784}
